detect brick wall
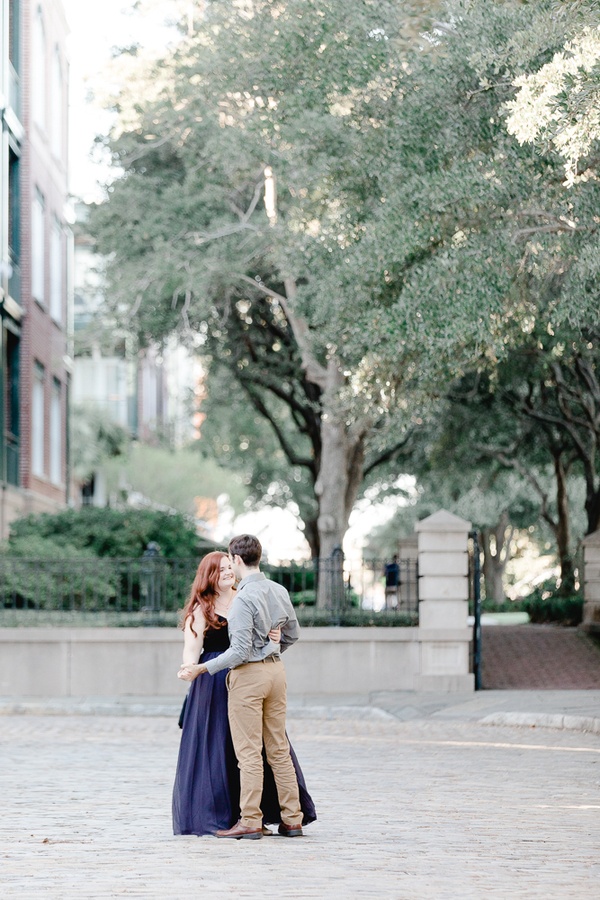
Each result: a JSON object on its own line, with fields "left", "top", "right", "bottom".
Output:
{"left": 15, "top": 0, "right": 70, "bottom": 512}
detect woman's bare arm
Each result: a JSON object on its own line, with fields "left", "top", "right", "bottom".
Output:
{"left": 178, "top": 611, "right": 205, "bottom": 680}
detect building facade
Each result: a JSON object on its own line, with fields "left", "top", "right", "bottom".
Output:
{"left": 72, "top": 205, "right": 203, "bottom": 507}
{"left": 0, "top": 0, "right": 71, "bottom": 539}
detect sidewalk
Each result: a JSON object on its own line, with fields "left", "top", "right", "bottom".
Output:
{"left": 1, "top": 688, "right": 599, "bottom": 733}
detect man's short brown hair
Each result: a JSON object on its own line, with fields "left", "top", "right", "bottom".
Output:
{"left": 229, "top": 534, "right": 262, "bottom": 567}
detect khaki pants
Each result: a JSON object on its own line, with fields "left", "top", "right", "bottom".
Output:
{"left": 227, "top": 657, "right": 301, "bottom": 829}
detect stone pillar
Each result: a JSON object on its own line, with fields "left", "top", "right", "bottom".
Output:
{"left": 581, "top": 529, "right": 600, "bottom": 634}
{"left": 414, "top": 510, "right": 474, "bottom": 692}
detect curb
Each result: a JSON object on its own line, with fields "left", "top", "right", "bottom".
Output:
{"left": 0, "top": 699, "right": 395, "bottom": 722}
{"left": 1, "top": 700, "right": 598, "bottom": 732}
{"left": 479, "top": 711, "right": 600, "bottom": 734}
{"left": 0, "top": 700, "right": 183, "bottom": 717}
{"left": 289, "top": 705, "right": 397, "bottom": 721}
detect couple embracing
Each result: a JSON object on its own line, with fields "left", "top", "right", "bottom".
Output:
{"left": 172, "top": 534, "right": 316, "bottom": 839}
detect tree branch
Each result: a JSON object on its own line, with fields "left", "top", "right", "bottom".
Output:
{"left": 238, "top": 274, "right": 328, "bottom": 389}
{"left": 240, "top": 382, "right": 316, "bottom": 472}
{"left": 362, "top": 430, "right": 414, "bottom": 478}
{"left": 481, "top": 447, "right": 558, "bottom": 534}
{"left": 188, "top": 179, "right": 264, "bottom": 245}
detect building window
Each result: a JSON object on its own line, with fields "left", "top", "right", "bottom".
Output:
{"left": 8, "top": 149, "right": 20, "bottom": 302}
{"left": 32, "top": 362, "right": 45, "bottom": 477}
{"left": 5, "top": 328, "right": 20, "bottom": 486}
{"left": 32, "top": 188, "right": 45, "bottom": 304}
{"left": 50, "top": 378, "right": 62, "bottom": 484}
{"left": 9, "top": 0, "right": 21, "bottom": 115}
{"left": 51, "top": 48, "right": 63, "bottom": 159}
{"left": 9, "top": 1, "right": 20, "bottom": 72}
{"left": 50, "top": 217, "right": 63, "bottom": 323}
{"left": 33, "top": 7, "right": 46, "bottom": 130}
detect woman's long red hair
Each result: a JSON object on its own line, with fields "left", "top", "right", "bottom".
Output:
{"left": 181, "top": 551, "right": 230, "bottom": 638}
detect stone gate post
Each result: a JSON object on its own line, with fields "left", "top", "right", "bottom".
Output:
{"left": 415, "top": 510, "right": 474, "bottom": 691}
{"left": 581, "top": 529, "right": 600, "bottom": 634}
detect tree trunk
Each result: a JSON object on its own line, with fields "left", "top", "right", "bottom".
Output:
{"left": 314, "top": 358, "right": 366, "bottom": 608}
{"left": 553, "top": 452, "right": 575, "bottom": 595}
{"left": 480, "top": 513, "right": 512, "bottom": 604}
{"left": 303, "top": 518, "right": 320, "bottom": 560}
{"left": 274, "top": 283, "right": 367, "bottom": 607}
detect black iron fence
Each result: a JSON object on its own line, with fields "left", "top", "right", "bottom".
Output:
{"left": 0, "top": 556, "right": 197, "bottom": 625}
{"left": 267, "top": 556, "right": 419, "bottom": 625}
{"left": 469, "top": 531, "right": 483, "bottom": 691}
{"left": 0, "top": 554, "right": 419, "bottom": 626}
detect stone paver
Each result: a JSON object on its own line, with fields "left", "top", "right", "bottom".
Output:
{"left": 1, "top": 713, "right": 599, "bottom": 899}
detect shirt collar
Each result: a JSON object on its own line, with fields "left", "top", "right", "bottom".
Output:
{"left": 237, "top": 572, "right": 266, "bottom": 590}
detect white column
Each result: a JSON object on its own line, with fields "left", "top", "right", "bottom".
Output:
{"left": 415, "top": 510, "right": 474, "bottom": 692}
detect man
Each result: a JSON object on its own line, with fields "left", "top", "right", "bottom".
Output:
{"left": 185, "top": 534, "right": 303, "bottom": 840}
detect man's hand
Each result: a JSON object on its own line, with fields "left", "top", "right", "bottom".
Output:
{"left": 177, "top": 663, "right": 207, "bottom": 682}
{"left": 268, "top": 626, "right": 281, "bottom": 642}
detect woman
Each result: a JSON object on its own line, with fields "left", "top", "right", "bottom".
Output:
{"left": 172, "top": 551, "right": 316, "bottom": 836}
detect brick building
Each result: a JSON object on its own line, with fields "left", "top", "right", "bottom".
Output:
{"left": 0, "top": 0, "right": 71, "bottom": 539}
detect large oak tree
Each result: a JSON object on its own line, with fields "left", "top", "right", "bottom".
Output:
{"left": 90, "top": 0, "right": 599, "bottom": 596}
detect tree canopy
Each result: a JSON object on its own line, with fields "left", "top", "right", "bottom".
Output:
{"left": 89, "top": 0, "right": 600, "bottom": 583}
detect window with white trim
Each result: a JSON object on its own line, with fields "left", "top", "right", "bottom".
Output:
{"left": 50, "top": 378, "right": 62, "bottom": 484}
{"left": 33, "top": 7, "right": 46, "bottom": 130}
{"left": 51, "top": 47, "right": 63, "bottom": 158}
{"left": 32, "top": 362, "right": 45, "bottom": 477}
{"left": 50, "top": 216, "right": 62, "bottom": 322}
{"left": 32, "top": 188, "right": 45, "bottom": 304}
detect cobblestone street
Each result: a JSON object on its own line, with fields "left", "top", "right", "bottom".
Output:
{"left": 1, "top": 712, "right": 599, "bottom": 899}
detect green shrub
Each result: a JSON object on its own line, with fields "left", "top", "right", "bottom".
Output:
{"left": 7, "top": 507, "right": 201, "bottom": 558}
{"left": 290, "top": 589, "right": 317, "bottom": 607}
{"left": 2, "top": 534, "right": 90, "bottom": 560}
{"left": 479, "top": 597, "right": 528, "bottom": 613}
{"left": 266, "top": 564, "right": 316, "bottom": 594}
{"left": 296, "top": 607, "right": 417, "bottom": 627}
{"left": 1, "top": 510, "right": 202, "bottom": 613}
{"left": 0, "top": 540, "right": 118, "bottom": 610}
{"left": 522, "top": 591, "right": 584, "bottom": 626}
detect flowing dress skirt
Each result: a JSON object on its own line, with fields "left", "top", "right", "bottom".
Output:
{"left": 172, "top": 649, "right": 316, "bottom": 835}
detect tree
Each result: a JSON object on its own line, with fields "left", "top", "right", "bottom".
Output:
{"left": 89, "top": 0, "right": 600, "bottom": 598}
{"left": 90, "top": 0, "right": 432, "bottom": 575}
{"left": 70, "top": 404, "right": 128, "bottom": 483}
{"left": 102, "top": 443, "right": 248, "bottom": 520}
{"left": 438, "top": 311, "right": 600, "bottom": 596}
{"left": 198, "top": 358, "right": 321, "bottom": 555}
{"left": 443, "top": 364, "right": 584, "bottom": 596}
{"left": 365, "top": 405, "right": 556, "bottom": 602}
{"left": 493, "top": 326, "right": 600, "bottom": 542}
{"left": 507, "top": 17, "right": 600, "bottom": 187}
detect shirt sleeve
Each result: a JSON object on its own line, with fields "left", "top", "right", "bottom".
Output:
{"left": 280, "top": 607, "right": 300, "bottom": 652}
{"left": 203, "top": 596, "right": 254, "bottom": 675}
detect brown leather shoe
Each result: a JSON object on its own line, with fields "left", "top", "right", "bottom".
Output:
{"left": 278, "top": 822, "right": 303, "bottom": 837}
{"left": 216, "top": 821, "right": 262, "bottom": 840}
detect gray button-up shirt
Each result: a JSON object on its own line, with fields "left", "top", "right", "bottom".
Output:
{"left": 204, "top": 572, "right": 300, "bottom": 675}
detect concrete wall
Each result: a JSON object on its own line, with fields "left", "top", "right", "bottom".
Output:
{"left": 0, "top": 625, "right": 473, "bottom": 698}
{"left": 0, "top": 508, "right": 475, "bottom": 697}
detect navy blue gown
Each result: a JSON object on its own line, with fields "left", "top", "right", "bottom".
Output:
{"left": 172, "top": 617, "right": 317, "bottom": 836}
